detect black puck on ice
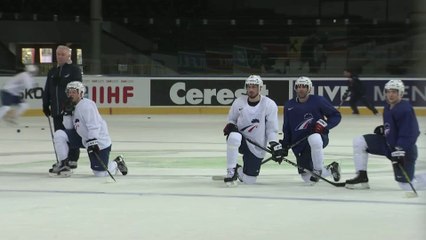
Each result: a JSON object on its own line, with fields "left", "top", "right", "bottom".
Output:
{"left": 17, "top": 129, "right": 21, "bottom": 133}
{"left": 25, "top": 126, "right": 29, "bottom": 128}
{"left": 41, "top": 128, "right": 45, "bottom": 130}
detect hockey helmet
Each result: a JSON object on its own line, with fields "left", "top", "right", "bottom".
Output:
{"left": 385, "top": 79, "right": 405, "bottom": 97}
{"left": 294, "top": 76, "right": 312, "bottom": 92}
{"left": 245, "top": 75, "right": 263, "bottom": 89}
{"left": 66, "top": 81, "right": 85, "bottom": 96}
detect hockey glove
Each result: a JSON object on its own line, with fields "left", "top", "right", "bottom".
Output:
{"left": 391, "top": 147, "right": 405, "bottom": 166}
{"left": 313, "top": 119, "right": 328, "bottom": 134}
{"left": 374, "top": 125, "right": 385, "bottom": 135}
{"left": 43, "top": 105, "right": 51, "bottom": 117}
{"left": 86, "top": 138, "right": 100, "bottom": 154}
{"left": 62, "top": 97, "right": 75, "bottom": 116}
{"left": 223, "top": 123, "right": 238, "bottom": 136}
{"left": 268, "top": 141, "right": 284, "bottom": 164}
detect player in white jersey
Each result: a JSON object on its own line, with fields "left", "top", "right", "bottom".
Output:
{"left": 0, "top": 65, "right": 38, "bottom": 124}
{"left": 49, "top": 81, "right": 128, "bottom": 177}
{"left": 222, "top": 75, "right": 283, "bottom": 185}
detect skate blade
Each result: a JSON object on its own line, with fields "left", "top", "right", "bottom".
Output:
{"left": 212, "top": 175, "right": 225, "bottom": 181}
{"left": 225, "top": 181, "right": 238, "bottom": 187}
{"left": 345, "top": 183, "right": 370, "bottom": 189}
{"left": 48, "top": 171, "right": 72, "bottom": 178}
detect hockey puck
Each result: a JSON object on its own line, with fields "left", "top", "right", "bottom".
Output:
{"left": 17, "top": 129, "right": 21, "bottom": 133}
{"left": 25, "top": 126, "right": 29, "bottom": 128}
{"left": 41, "top": 128, "right": 45, "bottom": 130}
{"left": 147, "top": 116, "right": 151, "bottom": 119}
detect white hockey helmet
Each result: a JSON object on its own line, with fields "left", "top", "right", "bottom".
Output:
{"left": 66, "top": 81, "right": 85, "bottom": 96}
{"left": 294, "top": 76, "right": 312, "bottom": 92}
{"left": 245, "top": 75, "right": 263, "bottom": 89}
{"left": 25, "top": 65, "right": 38, "bottom": 74}
{"left": 385, "top": 79, "right": 405, "bottom": 97}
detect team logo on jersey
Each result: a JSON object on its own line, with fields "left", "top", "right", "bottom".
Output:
{"left": 74, "top": 118, "right": 80, "bottom": 129}
{"left": 384, "top": 123, "right": 391, "bottom": 136}
{"left": 240, "top": 118, "right": 260, "bottom": 133}
{"left": 295, "top": 113, "right": 314, "bottom": 131}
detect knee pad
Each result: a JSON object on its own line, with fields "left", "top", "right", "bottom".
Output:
{"left": 53, "top": 130, "right": 68, "bottom": 144}
{"left": 353, "top": 136, "right": 367, "bottom": 151}
{"left": 237, "top": 167, "right": 257, "bottom": 184}
{"left": 308, "top": 133, "right": 323, "bottom": 149}
{"left": 301, "top": 172, "right": 312, "bottom": 183}
{"left": 227, "top": 132, "right": 242, "bottom": 149}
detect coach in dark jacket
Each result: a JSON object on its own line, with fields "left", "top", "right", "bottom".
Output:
{"left": 43, "top": 45, "right": 82, "bottom": 130}
{"left": 342, "top": 69, "right": 378, "bottom": 115}
{"left": 43, "top": 45, "right": 82, "bottom": 169}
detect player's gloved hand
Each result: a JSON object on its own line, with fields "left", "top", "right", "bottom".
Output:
{"left": 341, "top": 92, "right": 349, "bottom": 101}
{"left": 223, "top": 123, "right": 238, "bottom": 136}
{"left": 391, "top": 147, "right": 405, "bottom": 166}
{"left": 269, "top": 141, "right": 284, "bottom": 164}
{"left": 374, "top": 125, "right": 385, "bottom": 135}
{"left": 62, "top": 97, "right": 75, "bottom": 116}
{"left": 86, "top": 139, "right": 100, "bottom": 154}
{"left": 279, "top": 139, "right": 289, "bottom": 158}
{"left": 43, "top": 105, "right": 51, "bottom": 117}
{"left": 313, "top": 119, "right": 328, "bottom": 134}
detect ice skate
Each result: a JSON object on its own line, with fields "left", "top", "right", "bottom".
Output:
{"left": 48, "top": 160, "right": 72, "bottom": 177}
{"left": 326, "top": 161, "right": 341, "bottom": 182}
{"left": 345, "top": 170, "right": 369, "bottom": 189}
{"left": 114, "top": 155, "right": 128, "bottom": 175}
{"left": 68, "top": 160, "right": 78, "bottom": 169}
{"left": 224, "top": 164, "right": 241, "bottom": 187}
{"left": 309, "top": 169, "right": 322, "bottom": 183}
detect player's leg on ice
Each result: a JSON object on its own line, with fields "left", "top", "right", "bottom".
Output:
{"left": 224, "top": 132, "right": 241, "bottom": 185}
{"left": 305, "top": 133, "right": 341, "bottom": 183}
{"left": 89, "top": 146, "right": 127, "bottom": 177}
{"left": 345, "top": 134, "right": 385, "bottom": 189}
{"left": 237, "top": 138, "right": 262, "bottom": 184}
{"left": 49, "top": 130, "right": 72, "bottom": 177}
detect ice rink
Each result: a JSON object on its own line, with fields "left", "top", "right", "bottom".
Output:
{"left": 1, "top": 114, "right": 425, "bottom": 240}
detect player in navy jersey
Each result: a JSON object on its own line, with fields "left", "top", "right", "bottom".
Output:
{"left": 281, "top": 76, "right": 342, "bottom": 185}
{"left": 345, "top": 79, "right": 425, "bottom": 191}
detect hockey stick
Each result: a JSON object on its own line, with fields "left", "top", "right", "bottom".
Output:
{"left": 397, "top": 163, "right": 417, "bottom": 197}
{"left": 244, "top": 136, "right": 345, "bottom": 187}
{"left": 47, "top": 117, "right": 59, "bottom": 163}
{"left": 92, "top": 151, "right": 116, "bottom": 182}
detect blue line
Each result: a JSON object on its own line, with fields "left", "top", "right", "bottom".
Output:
{"left": 0, "top": 189, "right": 424, "bottom": 206}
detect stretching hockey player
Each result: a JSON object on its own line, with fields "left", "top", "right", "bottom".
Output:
{"left": 0, "top": 65, "right": 38, "bottom": 124}
{"left": 281, "top": 76, "right": 341, "bottom": 185}
{"left": 49, "top": 81, "right": 128, "bottom": 177}
{"left": 223, "top": 75, "right": 283, "bottom": 186}
{"left": 346, "top": 79, "right": 426, "bottom": 191}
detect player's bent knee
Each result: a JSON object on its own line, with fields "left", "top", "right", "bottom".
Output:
{"left": 227, "top": 132, "right": 242, "bottom": 148}
{"left": 308, "top": 133, "right": 323, "bottom": 148}
{"left": 53, "top": 130, "right": 68, "bottom": 143}
{"left": 353, "top": 135, "right": 367, "bottom": 150}
{"left": 242, "top": 175, "right": 257, "bottom": 184}
{"left": 301, "top": 172, "right": 311, "bottom": 183}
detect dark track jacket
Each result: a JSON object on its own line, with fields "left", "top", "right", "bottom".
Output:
{"left": 43, "top": 63, "right": 82, "bottom": 117}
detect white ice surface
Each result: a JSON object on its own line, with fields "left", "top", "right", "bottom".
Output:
{"left": 0, "top": 114, "right": 425, "bottom": 240}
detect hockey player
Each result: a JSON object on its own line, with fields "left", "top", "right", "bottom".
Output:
{"left": 223, "top": 75, "right": 283, "bottom": 185}
{"left": 281, "top": 76, "right": 341, "bottom": 185}
{"left": 0, "top": 65, "right": 38, "bottom": 124}
{"left": 49, "top": 81, "right": 128, "bottom": 177}
{"left": 345, "top": 79, "right": 425, "bottom": 191}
